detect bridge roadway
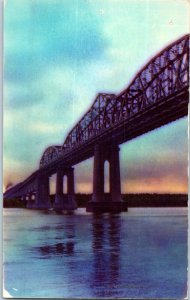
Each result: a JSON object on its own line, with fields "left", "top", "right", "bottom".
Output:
{"left": 4, "top": 34, "right": 189, "bottom": 212}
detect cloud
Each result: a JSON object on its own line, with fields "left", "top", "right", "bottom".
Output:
{"left": 4, "top": 0, "right": 189, "bottom": 193}
{"left": 29, "top": 122, "right": 65, "bottom": 135}
{"left": 4, "top": 0, "right": 107, "bottom": 83}
{"left": 121, "top": 118, "right": 188, "bottom": 160}
{"left": 90, "top": 0, "right": 189, "bottom": 91}
{"left": 122, "top": 176, "right": 187, "bottom": 194}
{"left": 3, "top": 157, "right": 35, "bottom": 190}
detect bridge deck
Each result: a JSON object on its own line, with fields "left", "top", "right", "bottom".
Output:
{"left": 4, "top": 34, "right": 189, "bottom": 199}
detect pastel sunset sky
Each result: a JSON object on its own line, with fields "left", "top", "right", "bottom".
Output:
{"left": 4, "top": 0, "right": 189, "bottom": 194}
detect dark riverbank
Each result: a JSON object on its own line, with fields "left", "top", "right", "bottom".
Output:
{"left": 3, "top": 193, "right": 188, "bottom": 208}
{"left": 123, "top": 193, "right": 188, "bottom": 207}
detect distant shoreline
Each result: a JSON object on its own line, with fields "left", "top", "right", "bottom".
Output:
{"left": 3, "top": 193, "right": 188, "bottom": 208}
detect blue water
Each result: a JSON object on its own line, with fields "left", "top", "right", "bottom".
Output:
{"left": 3, "top": 208, "right": 187, "bottom": 298}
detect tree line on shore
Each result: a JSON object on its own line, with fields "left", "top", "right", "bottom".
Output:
{"left": 3, "top": 193, "right": 188, "bottom": 208}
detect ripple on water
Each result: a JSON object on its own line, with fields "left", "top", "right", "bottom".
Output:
{"left": 3, "top": 208, "right": 188, "bottom": 299}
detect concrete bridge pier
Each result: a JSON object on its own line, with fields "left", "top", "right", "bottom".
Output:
{"left": 109, "top": 145, "right": 127, "bottom": 212}
{"left": 87, "top": 144, "right": 127, "bottom": 213}
{"left": 25, "top": 194, "right": 31, "bottom": 208}
{"left": 27, "top": 192, "right": 36, "bottom": 209}
{"left": 91, "top": 144, "right": 104, "bottom": 203}
{"left": 54, "top": 169, "right": 64, "bottom": 210}
{"left": 54, "top": 167, "right": 77, "bottom": 212}
{"left": 67, "top": 167, "right": 77, "bottom": 211}
{"left": 33, "top": 174, "right": 51, "bottom": 209}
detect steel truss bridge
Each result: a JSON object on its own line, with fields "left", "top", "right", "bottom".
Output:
{"left": 4, "top": 34, "right": 189, "bottom": 212}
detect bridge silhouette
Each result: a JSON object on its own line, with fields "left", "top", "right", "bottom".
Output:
{"left": 4, "top": 34, "right": 189, "bottom": 212}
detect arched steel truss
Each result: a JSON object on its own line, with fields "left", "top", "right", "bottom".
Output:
{"left": 40, "top": 34, "right": 189, "bottom": 168}
{"left": 40, "top": 146, "right": 63, "bottom": 168}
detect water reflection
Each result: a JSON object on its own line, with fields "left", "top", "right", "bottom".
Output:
{"left": 35, "top": 222, "right": 75, "bottom": 258}
{"left": 91, "top": 214, "right": 121, "bottom": 297}
{"left": 108, "top": 215, "right": 121, "bottom": 283}
{"left": 4, "top": 209, "right": 187, "bottom": 298}
{"left": 37, "top": 242, "right": 74, "bottom": 258}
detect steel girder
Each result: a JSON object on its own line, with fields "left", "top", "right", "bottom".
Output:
{"left": 4, "top": 35, "right": 189, "bottom": 198}
{"left": 38, "top": 34, "right": 189, "bottom": 168}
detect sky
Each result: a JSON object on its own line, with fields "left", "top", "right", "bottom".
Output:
{"left": 4, "top": 0, "right": 189, "bottom": 194}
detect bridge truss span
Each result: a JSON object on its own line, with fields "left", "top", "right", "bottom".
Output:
{"left": 40, "top": 146, "right": 63, "bottom": 168}
{"left": 63, "top": 93, "right": 117, "bottom": 149}
{"left": 117, "top": 34, "right": 189, "bottom": 115}
{"left": 4, "top": 34, "right": 189, "bottom": 210}
{"left": 53, "top": 34, "right": 189, "bottom": 161}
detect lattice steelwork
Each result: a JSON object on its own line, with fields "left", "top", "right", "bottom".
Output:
{"left": 40, "top": 34, "right": 189, "bottom": 168}
{"left": 63, "top": 93, "right": 117, "bottom": 149}
{"left": 40, "top": 146, "right": 63, "bottom": 168}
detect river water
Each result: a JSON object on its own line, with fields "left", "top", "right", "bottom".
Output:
{"left": 3, "top": 208, "right": 188, "bottom": 299}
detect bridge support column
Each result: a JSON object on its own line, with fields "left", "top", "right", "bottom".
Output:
{"left": 27, "top": 193, "right": 36, "bottom": 209}
{"left": 87, "top": 144, "right": 127, "bottom": 213}
{"left": 54, "top": 169, "right": 64, "bottom": 210}
{"left": 53, "top": 167, "right": 77, "bottom": 212}
{"left": 25, "top": 194, "right": 30, "bottom": 208}
{"left": 110, "top": 145, "right": 122, "bottom": 203}
{"left": 34, "top": 174, "right": 51, "bottom": 209}
{"left": 67, "top": 167, "right": 77, "bottom": 211}
{"left": 92, "top": 144, "right": 104, "bottom": 203}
